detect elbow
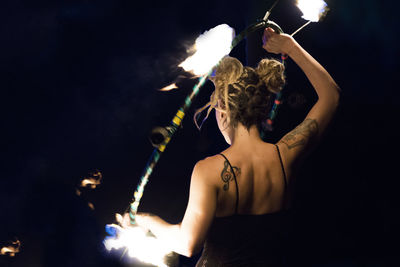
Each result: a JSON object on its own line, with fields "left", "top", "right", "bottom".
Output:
{"left": 322, "top": 83, "right": 341, "bottom": 111}
{"left": 334, "top": 83, "right": 341, "bottom": 99}
{"left": 182, "top": 244, "right": 201, "bottom": 258}
{"left": 333, "top": 84, "right": 341, "bottom": 109}
{"left": 182, "top": 249, "right": 194, "bottom": 258}
{"left": 181, "top": 239, "right": 202, "bottom": 258}
{"left": 332, "top": 85, "right": 340, "bottom": 107}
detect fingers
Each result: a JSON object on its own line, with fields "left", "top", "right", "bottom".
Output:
{"left": 117, "top": 212, "right": 134, "bottom": 228}
{"left": 263, "top": 27, "right": 275, "bottom": 40}
{"left": 115, "top": 213, "right": 123, "bottom": 224}
{"left": 262, "top": 27, "right": 276, "bottom": 51}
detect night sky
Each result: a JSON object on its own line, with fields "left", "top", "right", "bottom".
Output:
{"left": 1, "top": 0, "right": 398, "bottom": 266}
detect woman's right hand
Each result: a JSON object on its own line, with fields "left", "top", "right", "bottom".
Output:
{"left": 262, "top": 27, "right": 295, "bottom": 55}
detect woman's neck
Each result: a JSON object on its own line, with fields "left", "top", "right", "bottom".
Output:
{"left": 230, "top": 124, "right": 263, "bottom": 147}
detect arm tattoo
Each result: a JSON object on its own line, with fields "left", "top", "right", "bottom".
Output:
{"left": 221, "top": 160, "right": 241, "bottom": 191}
{"left": 281, "top": 118, "right": 319, "bottom": 150}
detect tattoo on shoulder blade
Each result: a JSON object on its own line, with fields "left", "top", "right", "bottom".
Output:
{"left": 221, "top": 160, "right": 241, "bottom": 191}
{"left": 280, "top": 118, "right": 319, "bottom": 150}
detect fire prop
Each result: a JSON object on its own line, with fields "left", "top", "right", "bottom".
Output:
{"left": 104, "top": 224, "right": 172, "bottom": 267}
{"left": 179, "top": 24, "right": 235, "bottom": 76}
{"left": 0, "top": 239, "right": 21, "bottom": 257}
{"left": 104, "top": 0, "right": 329, "bottom": 265}
{"left": 292, "top": 0, "right": 329, "bottom": 36}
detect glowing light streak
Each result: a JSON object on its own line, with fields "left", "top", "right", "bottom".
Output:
{"left": 179, "top": 24, "right": 235, "bottom": 76}
{"left": 296, "top": 0, "right": 328, "bottom": 22}
{"left": 104, "top": 224, "right": 171, "bottom": 267}
{"left": 0, "top": 240, "right": 21, "bottom": 257}
{"left": 160, "top": 83, "right": 178, "bottom": 91}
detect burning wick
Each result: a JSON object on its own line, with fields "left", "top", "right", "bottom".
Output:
{"left": 296, "top": 0, "right": 328, "bottom": 22}
{"left": 179, "top": 24, "right": 235, "bottom": 76}
{"left": 0, "top": 239, "right": 21, "bottom": 257}
{"left": 160, "top": 25, "right": 233, "bottom": 92}
{"left": 104, "top": 217, "right": 173, "bottom": 267}
{"left": 292, "top": 0, "right": 329, "bottom": 36}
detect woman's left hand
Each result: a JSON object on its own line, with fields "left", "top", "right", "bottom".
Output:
{"left": 262, "top": 27, "right": 295, "bottom": 55}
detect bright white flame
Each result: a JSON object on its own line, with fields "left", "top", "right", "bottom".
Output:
{"left": 104, "top": 224, "right": 172, "bottom": 267}
{"left": 179, "top": 24, "right": 235, "bottom": 76}
{"left": 296, "top": 0, "right": 328, "bottom": 22}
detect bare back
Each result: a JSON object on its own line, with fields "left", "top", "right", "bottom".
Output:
{"left": 203, "top": 142, "right": 289, "bottom": 218}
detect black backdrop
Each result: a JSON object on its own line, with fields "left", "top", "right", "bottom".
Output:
{"left": 1, "top": 0, "right": 398, "bottom": 266}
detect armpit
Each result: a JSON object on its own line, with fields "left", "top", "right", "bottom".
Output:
{"left": 279, "top": 118, "right": 319, "bottom": 150}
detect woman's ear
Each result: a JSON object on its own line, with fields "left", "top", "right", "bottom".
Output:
{"left": 219, "top": 110, "right": 225, "bottom": 120}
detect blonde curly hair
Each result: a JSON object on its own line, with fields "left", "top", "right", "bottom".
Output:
{"left": 194, "top": 56, "right": 285, "bottom": 130}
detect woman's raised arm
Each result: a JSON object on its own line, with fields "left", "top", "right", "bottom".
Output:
{"left": 263, "top": 27, "right": 340, "bottom": 167}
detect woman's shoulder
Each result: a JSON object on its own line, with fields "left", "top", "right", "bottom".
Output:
{"left": 192, "top": 153, "right": 227, "bottom": 180}
{"left": 195, "top": 153, "right": 225, "bottom": 170}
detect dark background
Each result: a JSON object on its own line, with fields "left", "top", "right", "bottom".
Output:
{"left": 0, "top": 0, "right": 398, "bottom": 266}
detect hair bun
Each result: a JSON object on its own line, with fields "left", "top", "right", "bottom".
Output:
{"left": 256, "top": 58, "right": 285, "bottom": 94}
{"left": 211, "top": 56, "right": 243, "bottom": 90}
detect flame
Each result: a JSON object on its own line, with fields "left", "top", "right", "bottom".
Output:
{"left": 104, "top": 224, "right": 171, "bottom": 267}
{"left": 88, "top": 202, "right": 95, "bottom": 210}
{"left": 0, "top": 240, "right": 21, "bottom": 257}
{"left": 179, "top": 24, "right": 235, "bottom": 76}
{"left": 296, "top": 0, "right": 328, "bottom": 22}
{"left": 159, "top": 83, "right": 178, "bottom": 91}
{"left": 76, "top": 171, "right": 101, "bottom": 210}
{"left": 80, "top": 171, "right": 102, "bottom": 189}
{"left": 75, "top": 189, "right": 82, "bottom": 196}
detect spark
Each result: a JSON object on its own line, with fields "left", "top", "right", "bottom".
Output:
{"left": 75, "top": 189, "right": 82, "bottom": 196}
{"left": 80, "top": 171, "right": 102, "bottom": 189}
{"left": 76, "top": 170, "right": 102, "bottom": 210}
{"left": 88, "top": 202, "right": 95, "bottom": 210}
{"left": 296, "top": 0, "right": 328, "bottom": 22}
{"left": 159, "top": 83, "right": 178, "bottom": 91}
{"left": 104, "top": 224, "right": 172, "bottom": 267}
{"left": 179, "top": 24, "right": 235, "bottom": 76}
{"left": 0, "top": 240, "right": 21, "bottom": 257}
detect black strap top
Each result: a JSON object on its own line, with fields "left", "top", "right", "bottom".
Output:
{"left": 196, "top": 145, "right": 290, "bottom": 266}
{"left": 219, "top": 144, "right": 287, "bottom": 215}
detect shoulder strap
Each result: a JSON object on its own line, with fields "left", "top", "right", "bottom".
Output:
{"left": 219, "top": 153, "right": 239, "bottom": 214}
{"left": 275, "top": 144, "right": 287, "bottom": 189}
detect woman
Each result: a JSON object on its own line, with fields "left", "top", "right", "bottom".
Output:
{"left": 123, "top": 27, "right": 340, "bottom": 265}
